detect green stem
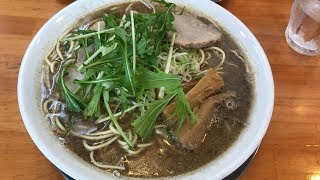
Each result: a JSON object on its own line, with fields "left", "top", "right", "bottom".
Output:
{"left": 83, "top": 58, "right": 121, "bottom": 69}
{"left": 74, "top": 78, "right": 119, "bottom": 84}
{"left": 63, "top": 28, "right": 116, "bottom": 41}
{"left": 164, "top": 32, "right": 176, "bottom": 73}
{"left": 96, "top": 103, "right": 140, "bottom": 124}
{"left": 158, "top": 32, "right": 176, "bottom": 99}
{"left": 130, "top": 11, "right": 136, "bottom": 73}
{"left": 77, "top": 46, "right": 105, "bottom": 71}
{"left": 119, "top": 14, "right": 127, "bottom": 27}
{"left": 103, "top": 91, "right": 133, "bottom": 147}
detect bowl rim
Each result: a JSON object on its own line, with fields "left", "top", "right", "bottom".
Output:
{"left": 17, "top": 0, "right": 274, "bottom": 179}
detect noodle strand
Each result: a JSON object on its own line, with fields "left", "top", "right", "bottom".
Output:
{"left": 90, "top": 151, "right": 125, "bottom": 170}
{"left": 83, "top": 136, "right": 118, "bottom": 151}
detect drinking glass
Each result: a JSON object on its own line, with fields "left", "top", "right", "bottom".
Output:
{"left": 285, "top": 0, "right": 320, "bottom": 56}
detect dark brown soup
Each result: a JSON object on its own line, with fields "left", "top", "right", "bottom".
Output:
{"left": 41, "top": 1, "right": 254, "bottom": 178}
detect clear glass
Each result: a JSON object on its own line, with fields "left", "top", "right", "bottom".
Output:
{"left": 285, "top": 0, "right": 320, "bottom": 56}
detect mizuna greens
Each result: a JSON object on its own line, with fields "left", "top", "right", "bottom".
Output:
{"left": 58, "top": 0, "right": 196, "bottom": 143}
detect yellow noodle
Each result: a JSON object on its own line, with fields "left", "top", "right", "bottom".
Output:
{"left": 55, "top": 40, "right": 64, "bottom": 61}
{"left": 43, "top": 99, "right": 52, "bottom": 114}
{"left": 83, "top": 136, "right": 118, "bottom": 151}
{"left": 44, "top": 65, "right": 51, "bottom": 89}
{"left": 89, "top": 151, "right": 125, "bottom": 170}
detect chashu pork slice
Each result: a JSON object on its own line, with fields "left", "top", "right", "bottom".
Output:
{"left": 172, "top": 13, "right": 222, "bottom": 48}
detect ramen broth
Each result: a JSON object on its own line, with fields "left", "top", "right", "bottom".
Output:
{"left": 41, "top": 1, "right": 254, "bottom": 178}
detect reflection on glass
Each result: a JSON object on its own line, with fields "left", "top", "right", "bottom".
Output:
{"left": 310, "top": 174, "right": 320, "bottom": 180}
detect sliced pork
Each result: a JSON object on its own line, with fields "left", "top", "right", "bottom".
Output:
{"left": 172, "top": 13, "right": 222, "bottom": 48}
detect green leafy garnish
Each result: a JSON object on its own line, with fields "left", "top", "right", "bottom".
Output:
{"left": 138, "top": 67, "right": 181, "bottom": 92}
{"left": 83, "top": 83, "right": 103, "bottom": 117}
{"left": 103, "top": 91, "right": 133, "bottom": 147}
{"left": 58, "top": 66, "right": 85, "bottom": 112}
{"left": 131, "top": 67, "right": 197, "bottom": 139}
{"left": 113, "top": 28, "right": 136, "bottom": 94}
{"left": 132, "top": 93, "right": 176, "bottom": 140}
{"left": 172, "top": 89, "right": 197, "bottom": 132}
{"left": 57, "top": 0, "right": 197, "bottom": 145}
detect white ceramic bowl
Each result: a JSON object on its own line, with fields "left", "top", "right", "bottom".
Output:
{"left": 18, "top": 0, "right": 274, "bottom": 179}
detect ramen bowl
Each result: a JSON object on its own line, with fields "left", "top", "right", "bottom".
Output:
{"left": 17, "top": 0, "right": 274, "bottom": 179}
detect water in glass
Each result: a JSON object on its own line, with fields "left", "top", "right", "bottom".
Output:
{"left": 285, "top": 0, "right": 320, "bottom": 56}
